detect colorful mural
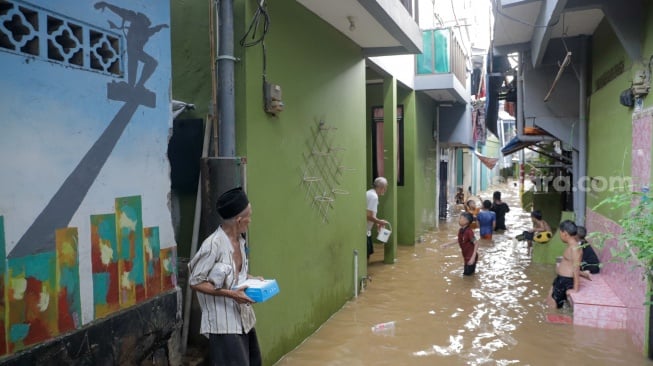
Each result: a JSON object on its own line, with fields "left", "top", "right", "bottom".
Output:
{"left": 55, "top": 228, "right": 81, "bottom": 333}
{"left": 7, "top": 251, "right": 57, "bottom": 352}
{"left": 0, "top": 196, "right": 177, "bottom": 355}
{"left": 0, "top": 0, "right": 176, "bottom": 358}
{"left": 91, "top": 214, "right": 120, "bottom": 319}
{"left": 144, "top": 227, "right": 162, "bottom": 298}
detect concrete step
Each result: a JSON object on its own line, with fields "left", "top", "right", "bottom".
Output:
{"left": 568, "top": 274, "right": 627, "bottom": 329}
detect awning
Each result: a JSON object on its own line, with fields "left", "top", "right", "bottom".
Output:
{"left": 501, "top": 132, "right": 557, "bottom": 156}
{"left": 474, "top": 151, "right": 499, "bottom": 169}
{"left": 501, "top": 136, "right": 537, "bottom": 156}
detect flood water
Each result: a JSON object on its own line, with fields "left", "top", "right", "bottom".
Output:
{"left": 276, "top": 182, "right": 652, "bottom": 365}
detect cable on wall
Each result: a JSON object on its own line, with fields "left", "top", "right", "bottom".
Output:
{"left": 239, "top": 0, "right": 270, "bottom": 80}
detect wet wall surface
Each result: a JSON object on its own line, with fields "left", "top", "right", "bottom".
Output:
{"left": 276, "top": 183, "right": 651, "bottom": 366}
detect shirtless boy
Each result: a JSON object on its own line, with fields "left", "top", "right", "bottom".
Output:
{"left": 546, "top": 220, "right": 582, "bottom": 309}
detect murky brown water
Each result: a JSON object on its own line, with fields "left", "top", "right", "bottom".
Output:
{"left": 276, "top": 182, "right": 652, "bottom": 365}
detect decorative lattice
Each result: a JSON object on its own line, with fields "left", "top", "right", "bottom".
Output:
{"left": 0, "top": 0, "right": 122, "bottom": 76}
{"left": 301, "top": 118, "right": 355, "bottom": 223}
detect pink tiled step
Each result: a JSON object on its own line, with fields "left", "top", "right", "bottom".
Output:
{"left": 568, "top": 274, "right": 626, "bottom": 329}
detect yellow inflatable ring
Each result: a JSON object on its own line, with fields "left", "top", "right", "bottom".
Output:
{"left": 534, "top": 231, "right": 553, "bottom": 243}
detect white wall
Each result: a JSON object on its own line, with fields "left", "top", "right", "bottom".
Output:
{"left": 369, "top": 54, "right": 416, "bottom": 88}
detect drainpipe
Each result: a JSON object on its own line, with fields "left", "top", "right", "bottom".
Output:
{"left": 517, "top": 52, "right": 525, "bottom": 196}
{"left": 218, "top": 0, "right": 236, "bottom": 157}
{"left": 435, "top": 107, "right": 440, "bottom": 228}
{"left": 517, "top": 52, "right": 525, "bottom": 136}
{"left": 353, "top": 249, "right": 358, "bottom": 298}
{"left": 576, "top": 36, "right": 589, "bottom": 225}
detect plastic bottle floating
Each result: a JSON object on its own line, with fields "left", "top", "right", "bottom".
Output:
{"left": 371, "top": 321, "right": 395, "bottom": 333}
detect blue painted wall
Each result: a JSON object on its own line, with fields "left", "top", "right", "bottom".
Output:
{"left": 0, "top": 0, "right": 175, "bottom": 354}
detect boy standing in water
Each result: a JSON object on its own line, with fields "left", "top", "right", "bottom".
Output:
{"left": 546, "top": 220, "right": 582, "bottom": 309}
{"left": 442, "top": 212, "right": 479, "bottom": 276}
{"left": 476, "top": 200, "right": 496, "bottom": 240}
{"left": 464, "top": 199, "right": 480, "bottom": 230}
{"left": 490, "top": 191, "right": 510, "bottom": 231}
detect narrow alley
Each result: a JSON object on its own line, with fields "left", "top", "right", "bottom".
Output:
{"left": 275, "top": 181, "right": 650, "bottom": 365}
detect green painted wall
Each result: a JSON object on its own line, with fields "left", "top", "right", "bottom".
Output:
{"left": 532, "top": 211, "right": 575, "bottom": 264}
{"left": 587, "top": 18, "right": 633, "bottom": 220}
{"left": 365, "top": 83, "right": 397, "bottom": 260}
{"left": 234, "top": 0, "right": 366, "bottom": 363}
{"left": 414, "top": 93, "right": 439, "bottom": 236}
{"left": 643, "top": 3, "right": 653, "bottom": 189}
{"left": 364, "top": 87, "right": 438, "bottom": 246}
{"left": 366, "top": 84, "right": 383, "bottom": 186}
{"left": 381, "top": 77, "right": 398, "bottom": 261}
{"left": 457, "top": 148, "right": 464, "bottom": 186}
{"left": 396, "top": 87, "right": 416, "bottom": 245}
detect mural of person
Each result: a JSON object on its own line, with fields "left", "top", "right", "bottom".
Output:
{"left": 11, "top": 3, "right": 169, "bottom": 258}
{"left": 95, "top": 1, "right": 169, "bottom": 90}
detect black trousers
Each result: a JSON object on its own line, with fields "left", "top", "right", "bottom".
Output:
{"left": 367, "top": 235, "right": 373, "bottom": 258}
{"left": 522, "top": 231, "right": 534, "bottom": 240}
{"left": 209, "top": 328, "right": 262, "bottom": 366}
{"left": 463, "top": 253, "right": 478, "bottom": 276}
{"left": 582, "top": 263, "right": 601, "bottom": 274}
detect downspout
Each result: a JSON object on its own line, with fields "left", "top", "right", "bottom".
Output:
{"left": 517, "top": 52, "right": 525, "bottom": 136}
{"left": 218, "top": 0, "right": 236, "bottom": 157}
{"left": 435, "top": 107, "right": 440, "bottom": 228}
{"left": 576, "top": 36, "right": 589, "bottom": 225}
{"left": 353, "top": 250, "right": 358, "bottom": 298}
{"left": 517, "top": 52, "right": 525, "bottom": 196}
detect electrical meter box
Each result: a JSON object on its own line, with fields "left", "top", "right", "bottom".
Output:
{"left": 264, "top": 81, "right": 284, "bottom": 115}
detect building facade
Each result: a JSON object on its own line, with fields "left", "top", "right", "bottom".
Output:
{"left": 491, "top": 0, "right": 653, "bottom": 355}
{"left": 171, "top": 0, "right": 489, "bottom": 363}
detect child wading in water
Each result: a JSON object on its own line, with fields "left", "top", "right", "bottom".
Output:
{"left": 464, "top": 199, "right": 480, "bottom": 230}
{"left": 442, "top": 212, "right": 479, "bottom": 276}
{"left": 516, "top": 210, "right": 551, "bottom": 255}
{"left": 477, "top": 200, "right": 496, "bottom": 240}
{"left": 490, "top": 191, "right": 509, "bottom": 231}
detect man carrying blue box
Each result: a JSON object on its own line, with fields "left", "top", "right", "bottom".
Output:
{"left": 188, "top": 187, "right": 264, "bottom": 366}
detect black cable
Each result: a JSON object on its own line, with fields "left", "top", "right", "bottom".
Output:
{"left": 239, "top": 0, "right": 270, "bottom": 79}
{"left": 239, "top": 0, "right": 270, "bottom": 47}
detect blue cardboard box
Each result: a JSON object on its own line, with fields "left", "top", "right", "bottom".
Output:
{"left": 236, "top": 279, "right": 280, "bottom": 303}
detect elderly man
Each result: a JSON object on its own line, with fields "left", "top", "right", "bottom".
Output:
{"left": 188, "top": 187, "right": 263, "bottom": 366}
{"left": 366, "top": 177, "right": 389, "bottom": 259}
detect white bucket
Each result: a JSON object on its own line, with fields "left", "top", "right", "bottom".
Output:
{"left": 376, "top": 223, "right": 392, "bottom": 243}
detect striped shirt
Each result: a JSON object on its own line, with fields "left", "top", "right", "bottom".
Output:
{"left": 188, "top": 227, "right": 256, "bottom": 336}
